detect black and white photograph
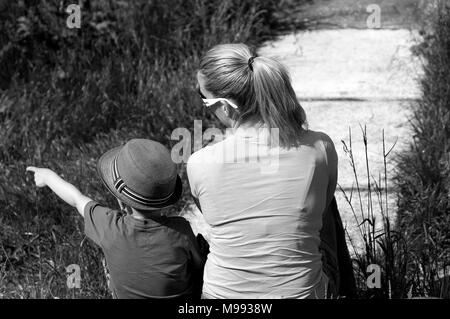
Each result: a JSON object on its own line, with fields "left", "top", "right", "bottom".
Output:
{"left": 0, "top": 0, "right": 448, "bottom": 310}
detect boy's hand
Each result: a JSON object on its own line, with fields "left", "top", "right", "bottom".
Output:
{"left": 26, "top": 167, "right": 56, "bottom": 188}
{"left": 26, "top": 166, "right": 91, "bottom": 217}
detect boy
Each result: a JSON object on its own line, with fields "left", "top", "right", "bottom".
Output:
{"left": 27, "top": 139, "right": 205, "bottom": 299}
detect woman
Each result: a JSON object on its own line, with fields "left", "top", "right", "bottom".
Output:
{"left": 187, "top": 43, "right": 338, "bottom": 299}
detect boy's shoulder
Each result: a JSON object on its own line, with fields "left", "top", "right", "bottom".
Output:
{"left": 84, "top": 201, "right": 127, "bottom": 246}
{"left": 85, "top": 200, "right": 121, "bottom": 214}
{"left": 145, "top": 216, "right": 198, "bottom": 251}
{"left": 85, "top": 201, "right": 127, "bottom": 224}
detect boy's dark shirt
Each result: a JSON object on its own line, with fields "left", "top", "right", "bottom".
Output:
{"left": 84, "top": 201, "right": 204, "bottom": 299}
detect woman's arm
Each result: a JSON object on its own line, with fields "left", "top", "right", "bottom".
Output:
{"left": 322, "top": 136, "right": 338, "bottom": 207}
{"left": 26, "top": 167, "right": 92, "bottom": 217}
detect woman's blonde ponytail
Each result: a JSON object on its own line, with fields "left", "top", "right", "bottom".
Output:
{"left": 251, "top": 56, "right": 307, "bottom": 148}
{"left": 199, "top": 43, "right": 307, "bottom": 148}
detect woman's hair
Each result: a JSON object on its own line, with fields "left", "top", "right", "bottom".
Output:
{"left": 198, "top": 43, "right": 307, "bottom": 148}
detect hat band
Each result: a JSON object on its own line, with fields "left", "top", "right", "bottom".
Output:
{"left": 112, "top": 155, "right": 175, "bottom": 205}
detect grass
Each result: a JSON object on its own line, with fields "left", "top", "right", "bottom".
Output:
{"left": 339, "top": 126, "right": 410, "bottom": 299}
{"left": 341, "top": 122, "right": 448, "bottom": 298}
{"left": 393, "top": 0, "right": 450, "bottom": 299}
{"left": 339, "top": 0, "right": 449, "bottom": 299}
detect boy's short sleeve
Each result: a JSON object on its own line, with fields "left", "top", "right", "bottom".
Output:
{"left": 84, "top": 201, "right": 118, "bottom": 247}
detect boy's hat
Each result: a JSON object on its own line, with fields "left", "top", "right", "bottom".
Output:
{"left": 97, "top": 139, "right": 182, "bottom": 210}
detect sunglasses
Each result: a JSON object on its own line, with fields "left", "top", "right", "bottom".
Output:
{"left": 198, "top": 87, "right": 239, "bottom": 109}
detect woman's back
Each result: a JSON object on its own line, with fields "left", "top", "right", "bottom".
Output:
{"left": 187, "top": 128, "right": 338, "bottom": 298}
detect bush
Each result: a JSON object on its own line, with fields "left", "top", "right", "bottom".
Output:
{"left": 394, "top": 1, "right": 450, "bottom": 298}
{"left": 0, "top": 0, "right": 295, "bottom": 298}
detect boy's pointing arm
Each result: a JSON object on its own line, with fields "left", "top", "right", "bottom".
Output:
{"left": 26, "top": 167, "right": 92, "bottom": 218}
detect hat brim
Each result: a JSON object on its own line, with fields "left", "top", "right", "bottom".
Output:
{"left": 96, "top": 146, "right": 182, "bottom": 211}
